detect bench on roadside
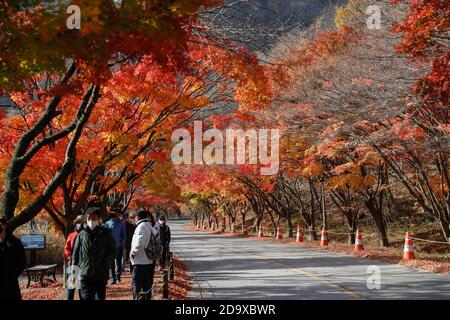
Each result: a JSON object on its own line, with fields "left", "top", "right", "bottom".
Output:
{"left": 24, "top": 264, "right": 58, "bottom": 288}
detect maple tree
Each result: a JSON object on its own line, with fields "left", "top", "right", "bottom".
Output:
{"left": 0, "top": 0, "right": 221, "bottom": 90}
{"left": 181, "top": 0, "right": 448, "bottom": 247}
{"left": 384, "top": 0, "right": 450, "bottom": 241}
{"left": 311, "top": 124, "right": 391, "bottom": 246}
{"left": 0, "top": 0, "right": 278, "bottom": 234}
{"left": 393, "top": 0, "right": 450, "bottom": 106}
{"left": 0, "top": 0, "right": 221, "bottom": 230}
{"left": 272, "top": 0, "right": 448, "bottom": 245}
{"left": 1, "top": 38, "right": 272, "bottom": 235}
{"left": 1, "top": 0, "right": 448, "bottom": 248}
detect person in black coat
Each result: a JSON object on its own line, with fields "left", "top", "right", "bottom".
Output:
{"left": 124, "top": 213, "right": 136, "bottom": 273}
{"left": 158, "top": 216, "right": 171, "bottom": 270}
{"left": 0, "top": 216, "right": 27, "bottom": 301}
{"left": 72, "top": 207, "right": 117, "bottom": 300}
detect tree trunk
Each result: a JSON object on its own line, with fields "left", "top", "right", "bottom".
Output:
{"left": 345, "top": 212, "right": 358, "bottom": 245}
{"left": 309, "top": 224, "right": 318, "bottom": 241}
{"left": 267, "top": 211, "right": 276, "bottom": 237}
{"left": 241, "top": 213, "right": 247, "bottom": 235}
{"left": 255, "top": 216, "right": 262, "bottom": 234}
{"left": 308, "top": 207, "right": 318, "bottom": 240}
{"left": 275, "top": 216, "right": 281, "bottom": 238}
{"left": 0, "top": 64, "right": 77, "bottom": 220}
{"left": 437, "top": 212, "right": 450, "bottom": 242}
{"left": 6, "top": 84, "right": 100, "bottom": 231}
{"left": 321, "top": 185, "right": 328, "bottom": 230}
{"left": 214, "top": 216, "right": 219, "bottom": 229}
{"left": 287, "top": 215, "right": 293, "bottom": 238}
{"left": 365, "top": 199, "right": 389, "bottom": 247}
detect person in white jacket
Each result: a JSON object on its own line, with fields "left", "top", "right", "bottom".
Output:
{"left": 130, "top": 209, "right": 155, "bottom": 300}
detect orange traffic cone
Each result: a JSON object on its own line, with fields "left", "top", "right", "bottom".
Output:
{"left": 403, "top": 232, "right": 416, "bottom": 260}
{"left": 276, "top": 226, "right": 283, "bottom": 240}
{"left": 320, "top": 227, "right": 329, "bottom": 247}
{"left": 354, "top": 228, "right": 364, "bottom": 251}
{"left": 296, "top": 224, "right": 304, "bottom": 243}
{"left": 258, "top": 225, "right": 264, "bottom": 238}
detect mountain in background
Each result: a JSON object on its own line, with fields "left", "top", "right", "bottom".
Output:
{"left": 210, "top": 0, "right": 348, "bottom": 51}
{"left": 229, "top": 0, "right": 347, "bottom": 26}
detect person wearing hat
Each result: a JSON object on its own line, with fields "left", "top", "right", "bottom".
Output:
{"left": 158, "top": 215, "right": 171, "bottom": 270}
{"left": 0, "top": 216, "right": 27, "bottom": 301}
{"left": 130, "top": 209, "right": 156, "bottom": 300}
{"left": 71, "top": 207, "right": 117, "bottom": 300}
{"left": 65, "top": 215, "right": 85, "bottom": 300}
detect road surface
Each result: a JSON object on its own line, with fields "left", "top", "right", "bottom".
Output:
{"left": 170, "top": 221, "right": 450, "bottom": 300}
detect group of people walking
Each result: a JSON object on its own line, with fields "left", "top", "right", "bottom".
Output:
{"left": 0, "top": 204, "right": 171, "bottom": 301}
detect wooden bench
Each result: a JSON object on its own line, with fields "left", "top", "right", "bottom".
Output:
{"left": 24, "top": 264, "right": 58, "bottom": 288}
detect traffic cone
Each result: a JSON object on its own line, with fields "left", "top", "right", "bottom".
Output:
{"left": 403, "top": 232, "right": 415, "bottom": 260}
{"left": 258, "top": 225, "right": 264, "bottom": 238}
{"left": 354, "top": 228, "right": 364, "bottom": 251}
{"left": 296, "top": 224, "right": 304, "bottom": 243}
{"left": 276, "top": 226, "right": 283, "bottom": 240}
{"left": 320, "top": 227, "right": 329, "bottom": 247}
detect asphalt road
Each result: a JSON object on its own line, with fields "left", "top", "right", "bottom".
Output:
{"left": 170, "top": 221, "right": 450, "bottom": 300}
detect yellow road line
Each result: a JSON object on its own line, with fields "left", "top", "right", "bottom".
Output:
{"left": 210, "top": 239, "right": 367, "bottom": 300}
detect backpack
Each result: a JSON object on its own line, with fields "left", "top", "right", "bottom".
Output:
{"left": 144, "top": 225, "right": 163, "bottom": 261}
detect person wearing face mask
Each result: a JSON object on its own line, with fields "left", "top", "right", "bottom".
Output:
{"left": 158, "top": 215, "right": 171, "bottom": 270}
{"left": 64, "top": 215, "right": 85, "bottom": 300}
{"left": 0, "top": 216, "right": 27, "bottom": 301}
{"left": 130, "top": 209, "right": 156, "bottom": 300}
{"left": 71, "top": 207, "right": 117, "bottom": 300}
